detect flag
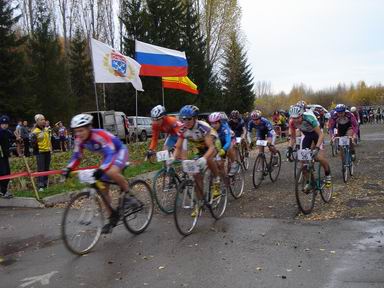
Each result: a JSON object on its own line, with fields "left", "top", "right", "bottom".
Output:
{"left": 135, "top": 40, "right": 188, "bottom": 77}
{"left": 162, "top": 76, "right": 199, "bottom": 94}
{"left": 90, "top": 38, "right": 143, "bottom": 91}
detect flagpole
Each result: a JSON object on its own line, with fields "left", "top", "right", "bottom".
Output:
{"left": 162, "top": 86, "right": 165, "bottom": 108}
{"left": 135, "top": 89, "right": 138, "bottom": 142}
{"left": 102, "top": 83, "right": 106, "bottom": 110}
{"left": 88, "top": 36, "right": 101, "bottom": 128}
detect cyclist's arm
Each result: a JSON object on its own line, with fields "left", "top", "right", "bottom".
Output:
{"left": 288, "top": 125, "right": 296, "bottom": 148}
{"left": 222, "top": 128, "right": 232, "bottom": 151}
{"left": 247, "top": 122, "right": 253, "bottom": 143}
{"left": 202, "top": 134, "right": 217, "bottom": 159}
{"left": 67, "top": 140, "right": 83, "bottom": 169}
{"left": 173, "top": 136, "right": 184, "bottom": 160}
{"left": 328, "top": 118, "right": 336, "bottom": 137}
{"left": 350, "top": 114, "right": 358, "bottom": 136}
{"left": 99, "top": 139, "right": 117, "bottom": 172}
{"left": 149, "top": 123, "right": 160, "bottom": 151}
{"left": 314, "top": 126, "right": 324, "bottom": 148}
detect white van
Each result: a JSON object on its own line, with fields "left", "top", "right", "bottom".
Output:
{"left": 85, "top": 110, "right": 129, "bottom": 142}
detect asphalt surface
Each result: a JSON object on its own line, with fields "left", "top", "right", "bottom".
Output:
{"left": 1, "top": 124, "right": 384, "bottom": 288}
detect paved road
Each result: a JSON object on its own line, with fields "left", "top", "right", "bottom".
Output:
{"left": 1, "top": 124, "right": 384, "bottom": 288}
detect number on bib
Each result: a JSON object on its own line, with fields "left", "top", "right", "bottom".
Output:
{"left": 78, "top": 169, "right": 96, "bottom": 184}
{"left": 156, "top": 150, "right": 171, "bottom": 162}
{"left": 182, "top": 160, "right": 200, "bottom": 174}
{"left": 256, "top": 140, "right": 268, "bottom": 147}
{"left": 339, "top": 136, "right": 350, "bottom": 146}
{"left": 298, "top": 149, "right": 312, "bottom": 161}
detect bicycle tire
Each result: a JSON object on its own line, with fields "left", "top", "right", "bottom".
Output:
{"left": 229, "top": 163, "right": 245, "bottom": 199}
{"left": 319, "top": 164, "right": 333, "bottom": 203}
{"left": 240, "top": 142, "right": 250, "bottom": 170}
{"left": 152, "top": 167, "right": 179, "bottom": 214}
{"left": 174, "top": 180, "right": 199, "bottom": 236}
{"left": 206, "top": 173, "right": 228, "bottom": 220}
{"left": 252, "top": 154, "right": 265, "bottom": 188}
{"left": 342, "top": 149, "right": 348, "bottom": 183}
{"left": 331, "top": 142, "right": 336, "bottom": 157}
{"left": 61, "top": 190, "right": 104, "bottom": 255}
{"left": 348, "top": 153, "right": 354, "bottom": 177}
{"left": 123, "top": 180, "right": 154, "bottom": 234}
{"left": 295, "top": 167, "right": 316, "bottom": 214}
{"left": 269, "top": 150, "right": 282, "bottom": 182}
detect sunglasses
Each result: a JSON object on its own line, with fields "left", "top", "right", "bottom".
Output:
{"left": 181, "top": 117, "right": 193, "bottom": 121}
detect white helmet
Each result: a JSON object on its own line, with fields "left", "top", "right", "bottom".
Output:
{"left": 70, "top": 113, "right": 93, "bottom": 128}
{"left": 208, "top": 112, "right": 222, "bottom": 123}
{"left": 351, "top": 106, "right": 357, "bottom": 112}
{"left": 151, "top": 105, "right": 166, "bottom": 119}
{"left": 289, "top": 105, "right": 304, "bottom": 118}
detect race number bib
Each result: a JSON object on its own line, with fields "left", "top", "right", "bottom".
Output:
{"left": 182, "top": 160, "right": 200, "bottom": 174}
{"left": 256, "top": 140, "right": 268, "bottom": 147}
{"left": 296, "top": 137, "right": 302, "bottom": 145}
{"left": 236, "top": 137, "right": 242, "bottom": 144}
{"left": 339, "top": 136, "right": 350, "bottom": 146}
{"left": 298, "top": 149, "right": 312, "bottom": 161}
{"left": 78, "top": 169, "right": 96, "bottom": 184}
{"left": 156, "top": 150, "right": 171, "bottom": 162}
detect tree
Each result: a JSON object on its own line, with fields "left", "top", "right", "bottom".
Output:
{"left": 221, "top": 32, "right": 254, "bottom": 113}
{"left": 27, "top": 0, "right": 72, "bottom": 122}
{"left": 0, "top": 0, "right": 29, "bottom": 118}
{"left": 69, "top": 28, "right": 94, "bottom": 112}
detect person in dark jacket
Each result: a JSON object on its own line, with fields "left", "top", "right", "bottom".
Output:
{"left": 0, "top": 115, "right": 13, "bottom": 198}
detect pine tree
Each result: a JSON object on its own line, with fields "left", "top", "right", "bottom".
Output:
{"left": 27, "top": 0, "right": 71, "bottom": 122}
{"left": 69, "top": 28, "right": 94, "bottom": 113}
{"left": 221, "top": 32, "right": 254, "bottom": 113}
{"left": 0, "top": 0, "right": 28, "bottom": 118}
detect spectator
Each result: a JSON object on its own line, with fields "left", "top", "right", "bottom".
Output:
{"left": 31, "top": 114, "right": 52, "bottom": 192}
{"left": 14, "top": 120, "right": 23, "bottom": 156}
{"left": 55, "top": 121, "right": 68, "bottom": 152}
{"left": 0, "top": 115, "right": 13, "bottom": 198}
{"left": 18, "top": 120, "right": 31, "bottom": 157}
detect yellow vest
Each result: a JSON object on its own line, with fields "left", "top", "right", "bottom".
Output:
{"left": 32, "top": 126, "right": 51, "bottom": 152}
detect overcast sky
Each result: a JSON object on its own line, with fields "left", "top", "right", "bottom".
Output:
{"left": 239, "top": 0, "right": 384, "bottom": 93}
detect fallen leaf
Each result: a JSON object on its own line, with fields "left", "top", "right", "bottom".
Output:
{"left": 256, "top": 267, "right": 262, "bottom": 271}
{"left": 158, "top": 266, "right": 165, "bottom": 270}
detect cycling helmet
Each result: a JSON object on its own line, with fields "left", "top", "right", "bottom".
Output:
{"left": 289, "top": 105, "right": 304, "bottom": 118}
{"left": 179, "top": 105, "right": 199, "bottom": 118}
{"left": 250, "top": 110, "right": 262, "bottom": 120}
{"left": 151, "top": 105, "right": 166, "bottom": 119}
{"left": 230, "top": 110, "right": 240, "bottom": 119}
{"left": 335, "top": 104, "right": 346, "bottom": 113}
{"left": 208, "top": 112, "right": 222, "bottom": 123}
{"left": 70, "top": 113, "right": 93, "bottom": 128}
{"left": 350, "top": 106, "right": 357, "bottom": 112}
{"left": 296, "top": 100, "right": 307, "bottom": 108}
{"left": 0, "top": 115, "right": 10, "bottom": 124}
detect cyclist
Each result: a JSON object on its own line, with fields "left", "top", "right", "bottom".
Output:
{"left": 328, "top": 104, "right": 358, "bottom": 160}
{"left": 147, "top": 105, "right": 182, "bottom": 155}
{"left": 247, "top": 110, "right": 278, "bottom": 164}
{"left": 208, "top": 112, "right": 239, "bottom": 176}
{"left": 63, "top": 114, "right": 141, "bottom": 234}
{"left": 350, "top": 106, "right": 361, "bottom": 141}
{"left": 287, "top": 105, "right": 332, "bottom": 188}
{"left": 228, "top": 110, "right": 248, "bottom": 153}
{"left": 173, "top": 105, "right": 221, "bottom": 205}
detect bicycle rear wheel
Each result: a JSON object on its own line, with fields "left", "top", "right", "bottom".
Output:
{"left": 152, "top": 168, "right": 179, "bottom": 214}
{"left": 252, "top": 154, "right": 265, "bottom": 188}
{"left": 348, "top": 154, "right": 354, "bottom": 176}
{"left": 123, "top": 180, "right": 154, "bottom": 234}
{"left": 269, "top": 151, "right": 282, "bottom": 182}
{"left": 229, "top": 163, "right": 245, "bottom": 199}
{"left": 295, "top": 167, "right": 316, "bottom": 214}
{"left": 61, "top": 190, "right": 104, "bottom": 255}
{"left": 174, "top": 180, "right": 199, "bottom": 236}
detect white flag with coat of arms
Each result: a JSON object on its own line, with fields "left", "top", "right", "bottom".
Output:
{"left": 90, "top": 38, "right": 143, "bottom": 91}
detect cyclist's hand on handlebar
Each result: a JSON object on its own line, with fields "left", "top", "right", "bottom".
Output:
{"left": 93, "top": 168, "right": 103, "bottom": 180}
{"left": 312, "top": 147, "right": 320, "bottom": 158}
{"left": 197, "top": 157, "right": 207, "bottom": 170}
{"left": 218, "top": 149, "right": 226, "bottom": 157}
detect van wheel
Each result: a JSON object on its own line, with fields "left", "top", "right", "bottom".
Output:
{"left": 140, "top": 131, "right": 147, "bottom": 142}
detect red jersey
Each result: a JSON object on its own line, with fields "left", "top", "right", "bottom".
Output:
{"left": 149, "top": 116, "right": 182, "bottom": 150}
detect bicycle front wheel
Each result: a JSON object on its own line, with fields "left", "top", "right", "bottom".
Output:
{"left": 295, "top": 167, "right": 316, "bottom": 214}
{"left": 319, "top": 165, "right": 333, "bottom": 203}
{"left": 252, "top": 154, "right": 265, "bottom": 188}
{"left": 341, "top": 150, "right": 348, "bottom": 183}
{"left": 174, "top": 181, "right": 199, "bottom": 236}
{"left": 269, "top": 151, "right": 282, "bottom": 182}
{"left": 208, "top": 177, "right": 228, "bottom": 220}
{"left": 229, "top": 163, "right": 245, "bottom": 199}
{"left": 123, "top": 180, "right": 154, "bottom": 234}
{"left": 61, "top": 190, "right": 104, "bottom": 255}
{"left": 152, "top": 168, "right": 179, "bottom": 214}
{"left": 241, "top": 143, "right": 250, "bottom": 170}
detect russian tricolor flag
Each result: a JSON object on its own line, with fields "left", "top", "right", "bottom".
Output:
{"left": 135, "top": 40, "right": 188, "bottom": 77}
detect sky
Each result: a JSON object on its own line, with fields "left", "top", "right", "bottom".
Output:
{"left": 239, "top": 0, "right": 384, "bottom": 93}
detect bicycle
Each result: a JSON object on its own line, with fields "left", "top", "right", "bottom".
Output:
{"left": 61, "top": 168, "right": 154, "bottom": 255}
{"left": 334, "top": 136, "right": 354, "bottom": 183}
{"left": 252, "top": 140, "right": 282, "bottom": 188}
{"left": 152, "top": 150, "right": 181, "bottom": 214}
{"left": 173, "top": 160, "right": 228, "bottom": 236}
{"left": 234, "top": 137, "right": 250, "bottom": 170}
{"left": 330, "top": 129, "right": 339, "bottom": 157}
{"left": 295, "top": 149, "right": 333, "bottom": 214}
{"left": 221, "top": 154, "right": 245, "bottom": 199}
{"left": 287, "top": 135, "right": 302, "bottom": 179}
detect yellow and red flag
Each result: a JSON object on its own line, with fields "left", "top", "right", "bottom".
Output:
{"left": 162, "top": 76, "right": 199, "bottom": 94}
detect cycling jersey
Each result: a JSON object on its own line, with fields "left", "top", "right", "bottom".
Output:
{"left": 228, "top": 118, "right": 245, "bottom": 137}
{"left": 178, "top": 120, "right": 218, "bottom": 149}
{"left": 328, "top": 111, "right": 358, "bottom": 137}
{"left": 149, "top": 116, "right": 181, "bottom": 150}
{"left": 67, "top": 129, "right": 128, "bottom": 171}
{"left": 289, "top": 112, "right": 319, "bottom": 133}
{"left": 215, "top": 122, "right": 232, "bottom": 151}
{"left": 248, "top": 117, "right": 274, "bottom": 139}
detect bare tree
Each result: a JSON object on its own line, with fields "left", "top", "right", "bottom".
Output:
{"left": 17, "top": 0, "right": 35, "bottom": 33}
{"left": 254, "top": 81, "right": 272, "bottom": 98}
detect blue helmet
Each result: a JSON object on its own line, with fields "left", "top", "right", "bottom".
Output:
{"left": 0, "top": 115, "right": 10, "bottom": 124}
{"left": 179, "top": 105, "right": 199, "bottom": 118}
{"left": 335, "top": 104, "right": 346, "bottom": 113}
